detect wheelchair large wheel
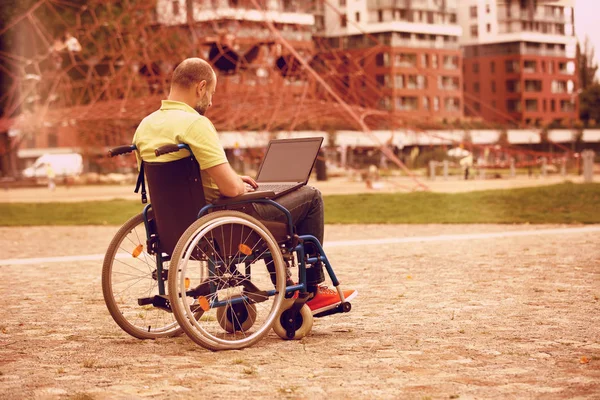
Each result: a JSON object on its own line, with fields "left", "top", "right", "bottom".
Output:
{"left": 168, "top": 210, "right": 287, "bottom": 351}
{"left": 102, "top": 213, "right": 182, "bottom": 339}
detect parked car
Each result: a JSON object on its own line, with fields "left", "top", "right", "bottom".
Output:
{"left": 22, "top": 153, "right": 83, "bottom": 179}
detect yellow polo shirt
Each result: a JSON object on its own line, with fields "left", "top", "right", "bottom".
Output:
{"left": 133, "top": 100, "right": 227, "bottom": 203}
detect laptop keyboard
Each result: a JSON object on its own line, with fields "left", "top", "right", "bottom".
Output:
{"left": 257, "top": 184, "right": 296, "bottom": 193}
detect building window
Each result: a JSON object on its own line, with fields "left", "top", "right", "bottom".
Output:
{"left": 421, "top": 53, "right": 428, "bottom": 68}
{"left": 487, "top": 23, "right": 491, "bottom": 33}
{"left": 486, "top": 4, "right": 491, "bottom": 13}
{"left": 339, "top": 0, "right": 346, "bottom": 6}
{"left": 551, "top": 80, "right": 567, "bottom": 93}
{"left": 473, "top": 62, "right": 479, "bottom": 73}
{"left": 395, "top": 74, "right": 404, "bottom": 89}
{"left": 525, "top": 80, "right": 542, "bottom": 92}
{"left": 470, "top": 25, "right": 479, "bottom": 38}
{"left": 470, "top": 6, "right": 477, "bottom": 18}
{"left": 506, "top": 80, "right": 520, "bottom": 93}
{"left": 433, "top": 97, "right": 440, "bottom": 111}
{"left": 423, "top": 97, "right": 430, "bottom": 111}
{"left": 378, "top": 10, "right": 383, "bottom": 22}
{"left": 505, "top": 60, "right": 519, "bottom": 73}
{"left": 432, "top": 54, "right": 438, "bottom": 69}
{"left": 491, "top": 81, "right": 496, "bottom": 93}
{"left": 525, "top": 99, "right": 538, "bottom": 112}
{"left": 524, "top": 60, "right": 536, "bottom": 73}
{"left": 507, "top": 99, "right": 521, "bottom": 112}
{"left": 474, "top": 82, "right": 480, "bottom": 92}
{"left": 376, "top": 74, "right": 390, "bottom": 88}
{"left": 474, "top": 101, "right": 481, "bottom": 112}
{"left": 490, "top": 61, "right": 495, "bottom": 73}
{"left": 47, "top": 132, "right": 58, "bottom": 148}
{"left": 396, "top": 96, "right": 418, "bottom": 111}
{"left": 443, "top": 55, "right": 458, "bottom": 70}
{"left": 355, "top": 12, "right": 360, "bottom": 22}
{"left": 341, "top": 14, "right": 347, "bottom": 28}
{"left": 395, "top": 53, "right": 417, "bottom": 68}
{"left": 172, "top": 0, "right": 180, "bottom": 15}
{"left": 376, "top": 52, "right": 389, "bottom": 67}
{"left": 551, "top": 99, "right": 556, "bottom": 112}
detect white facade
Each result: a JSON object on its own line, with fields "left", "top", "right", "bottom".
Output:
{"left": 319, "top": 0, "right": 462, "bottom": 42}
{"left": 156, "top": 0, "right": 314, "bottom": 27}
{"left": 458, "top": 0, "right": 576, "bottom": 56}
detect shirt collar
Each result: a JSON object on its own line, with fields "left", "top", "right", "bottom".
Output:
{"left": 160, "top": 100, "right": 198, "bottom": 115}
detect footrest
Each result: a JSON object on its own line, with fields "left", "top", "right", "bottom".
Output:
{"left": 313, "top": 301, "right": 351, "bottom": 318}
{"left": 137, "top": 295, "right": 172, "bottom": 312}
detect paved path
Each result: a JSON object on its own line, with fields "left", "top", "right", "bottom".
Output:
{"left": 1, "top": 224, "right": 598, "bottom": 399}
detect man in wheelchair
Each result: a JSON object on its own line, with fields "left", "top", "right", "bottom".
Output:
{"left": 132, "top": 57, "right": 357, "bottom": 315}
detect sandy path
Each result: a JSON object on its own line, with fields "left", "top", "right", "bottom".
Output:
{"left": 0, "top": 224, "right": 599, "bottom": 399}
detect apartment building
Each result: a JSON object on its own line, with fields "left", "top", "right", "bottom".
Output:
{"left": 458, "top": 0, "right": 577, "bottom": 125}
{"left": 156, "top": 0, "right": 315, "bottom": 67}
{"left": 315, "top": 0, "right": 463, "bottom": 119}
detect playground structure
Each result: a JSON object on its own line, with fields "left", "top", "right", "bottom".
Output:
{"left": 0, "top": 0, "right": 595, "bottom": 188}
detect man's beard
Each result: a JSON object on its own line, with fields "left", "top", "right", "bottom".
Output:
{"left": 195, "top": 96, "right": 210, "bottom": 115}
{"left": 194, "top": 105, "right": 207, "bottom": 115}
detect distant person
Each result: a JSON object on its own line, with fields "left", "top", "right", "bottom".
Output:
{"left": 460, "top": 154, "right": 473, "bottom": 180}
{"left": 45, "top": 164, "right": 56, "bottom": 191}
{"left": 132, "top": 57, "right": 356, "bottom": 313}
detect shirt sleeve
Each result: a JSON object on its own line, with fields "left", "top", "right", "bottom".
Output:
{"left": 183, "top": 117, "right": 228, "bottom": 170}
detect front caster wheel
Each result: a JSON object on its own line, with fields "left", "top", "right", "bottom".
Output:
{"left": 273, "top": 304, "right": 313, "bottom": 340}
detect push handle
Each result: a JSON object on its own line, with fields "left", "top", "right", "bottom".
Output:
{"left": 108, "top": 145, "right": 136, "bottom": 157}
{"left": 155, "top": 143, "right": 190, "bottom": 157}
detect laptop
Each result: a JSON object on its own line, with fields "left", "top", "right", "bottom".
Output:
{"left": 252, "top": 137, "right": 324, "bottom": 199}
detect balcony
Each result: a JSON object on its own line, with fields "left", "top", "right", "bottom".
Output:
{"left": 560, "top": 100, "right": 575, "bottom": 113}
{"left": 524, "top": 80, "right": 542, "bottom": 93}
{"left": 525, "top": 99, "right": 538, "bottom": 112}
{"left": 523, "top": 61, "right": 537, "bottom": 74}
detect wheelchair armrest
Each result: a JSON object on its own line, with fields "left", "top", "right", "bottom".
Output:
{"left": 212, "top": 190, "right": 276, "bottom": 206}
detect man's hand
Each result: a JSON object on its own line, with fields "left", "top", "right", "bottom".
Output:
{"left": 240, "top": 175, "right": 258, "bottom": 192}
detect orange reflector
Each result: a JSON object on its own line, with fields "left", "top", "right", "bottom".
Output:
{"left": 197, "top": 296, "right": 210, "bottom": 312}
{"left": 132, "top": 244, "right": 143, "bottom": 258}
{"left": 238, "top": 243, "right": 252, "bottom": 256}
{"left": 184, "top": 278, "right": 190, "bottom": 289}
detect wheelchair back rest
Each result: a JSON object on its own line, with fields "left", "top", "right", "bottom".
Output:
{"left": 144, "top": 157, "right": 206, "bottom": 256}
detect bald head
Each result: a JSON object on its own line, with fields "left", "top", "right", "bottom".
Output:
{"left": 169, "top": 58, "right": 217, "bottom": 115}
{"left": 171, "top": 57, "right": 215, "bottom": 90}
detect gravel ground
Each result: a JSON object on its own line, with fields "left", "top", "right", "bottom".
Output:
{"left": 1, "top": 224, "right": 599, "bottom": 399}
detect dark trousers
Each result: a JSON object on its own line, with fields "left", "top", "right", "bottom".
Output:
{"left": 253, "top": 185, "right": 325, "bottom": 287}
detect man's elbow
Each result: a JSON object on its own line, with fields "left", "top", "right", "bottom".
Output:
{"left": 219, "top": 183, "right": 244, "bottom": 197}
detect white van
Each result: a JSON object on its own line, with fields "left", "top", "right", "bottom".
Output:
{"left": 23, "top": 153, "right": 83, "bottom": 178}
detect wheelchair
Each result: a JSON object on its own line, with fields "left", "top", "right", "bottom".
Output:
{"left": 102, "top": 143, "right": 352, "bottom": 351}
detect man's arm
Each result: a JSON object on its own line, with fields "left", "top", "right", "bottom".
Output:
{"left": 206, "top": 163, "right": 251, "bottom": 197}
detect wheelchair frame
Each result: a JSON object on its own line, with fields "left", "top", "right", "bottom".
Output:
{"left": 103, "top": 143, "right": 352, "bottom": 350}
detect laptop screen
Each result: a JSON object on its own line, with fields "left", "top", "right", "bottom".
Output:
{"left": 256, "top": 138, "right": 323, "bottom": 183}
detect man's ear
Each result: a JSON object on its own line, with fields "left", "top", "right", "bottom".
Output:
{"left": 197, "top": 80, "right": 207, "bottom": 96}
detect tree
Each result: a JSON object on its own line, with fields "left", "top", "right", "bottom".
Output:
{"left": 577, "top": 37, "right": 600, "bottom": 125}
{"left": 579, "top": 83, "right": 600, "bottom": 125}
{"left": 577, "top": 36, "right": 598, "bottom": 91}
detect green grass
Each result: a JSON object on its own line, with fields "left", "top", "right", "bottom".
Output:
{"left": 0, "top": 182, "right": 598, "bottom": 226}
{"left": 324, "top": 182, "right": 600, "bottom": 224}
